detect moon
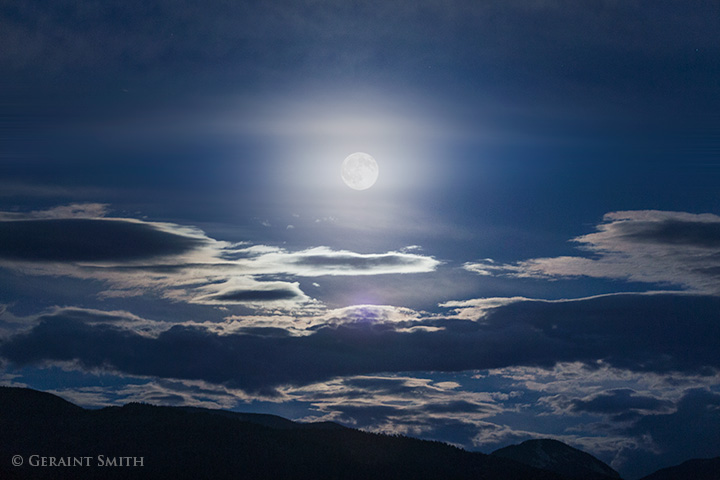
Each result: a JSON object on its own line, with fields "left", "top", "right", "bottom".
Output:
{"left": 341, "top": 152, "right": 379, "bottom": 190}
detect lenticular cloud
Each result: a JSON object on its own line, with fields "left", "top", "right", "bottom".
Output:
{"left": 465, "top": 210, "right": 720, "bottom": 293}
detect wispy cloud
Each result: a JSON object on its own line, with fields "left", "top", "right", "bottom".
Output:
{"left": 569, "top": 388, "right": 674, "bottom": 417}
{"left": 43, "top": 378, "right": 260, "bottom": 410}
{"left": 228, "top": 245, "right": 441, "bottom": 277}
{"left": 0, "top": 204, "right": 439, "bottom": 308}
{"left": 0, "top": 203, "right": 110, "bottom": 220}
{"left": 289, "top": 375, "right": 501, "bottom": 439}
{"left": 465, "top": 210, "right": 720, "bottom": 293}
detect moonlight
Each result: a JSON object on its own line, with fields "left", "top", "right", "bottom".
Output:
{"left": 341, "top": 152, "right": 379, "bottom": 190}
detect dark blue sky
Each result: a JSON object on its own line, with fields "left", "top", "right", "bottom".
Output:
{"left": 1, "top": 2, "right": 720, "bottom": 478}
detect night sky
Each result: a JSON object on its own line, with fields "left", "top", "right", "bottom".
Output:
{"left": 1, "top": 1, "right": 720, "bottom": 478}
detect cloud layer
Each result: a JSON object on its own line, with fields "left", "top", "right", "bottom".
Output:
{"left": 0, "top": 205, "right": 439, "bottom": 308}
{"left": 0, "top": 218, "right": 206, "bottom": 262}
{"left": 3, "top": 293, "right": 719, "bottom": 393}
{"left": 1, "top": 207, "right": 719, "bottom": 478}
{"left": 466, "top": 211, "right": 720, "bottom": 293}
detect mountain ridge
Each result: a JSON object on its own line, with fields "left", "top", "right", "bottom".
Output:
{"left": 492, "top": 438, "right": 620, "bottom": 480}
{"left": 0, "top": 386, "right": 563, "bottom": 480}
{"left": 637, "top": 456, "right": 720, "bottom": 480}
{"left": 0, "top": 386, "right": 716, "bottom": 480}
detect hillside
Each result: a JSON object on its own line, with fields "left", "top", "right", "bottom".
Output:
{"left": 492, "top": 439, "right": 620, "bottom": 480}
{"left": 0, "top": 386, "right": 563, "bottom": 480}
{"left": 638, "top": 457, "right": 720, "bottom": 480}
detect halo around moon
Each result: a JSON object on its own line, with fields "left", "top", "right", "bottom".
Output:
{"left": 341, "top": 152, "right": 379, "bottom": 190}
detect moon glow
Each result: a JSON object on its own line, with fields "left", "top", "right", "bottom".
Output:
{"left": 341, "top": 152, "right": 379, "bottom": 190}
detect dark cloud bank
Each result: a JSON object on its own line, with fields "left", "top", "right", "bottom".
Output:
{"left": 618, "top": 219, "right": 720, "bottom": 248}
{"left": 3, "top": 293, "right": 719, "bottom": 391}
{"left": 0, "top": 219, "right": 204, "bottom": 262}
{"left": 207, "top": 288, "right": 302, "bottom": 302}
{"left": 570, "top": 388, "right": 674, "bottom": 418}
{"left": 600, "top": 388, "right": 720, "bottom": 479}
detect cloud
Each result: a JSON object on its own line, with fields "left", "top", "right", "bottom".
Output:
{"left": 2, "top": 266, "right": 718, "bottom": 476}
{"left": 0, "top": 204, "right": 217, "bottom": 265}
{"left": 470, "top": 422, "right": 556, "bottom": 450}
{"left": 205, "top": 289, "right": 301, "bottom": 302}
{"left": 0, "top": 218, "right": 207, "bottom": 262}
{"left": 0, "top": 205, "right": 439, "bottom": 308}
{"left": 4, "top": 0, "right": 712, "bottom": 90}
{"left": 439, "top": 296, "right": 531, "bottom": 320}
{"left": 3, "top": 293, "right": 720, "bottom": 393}
{"left": 630, "top": 388, "right": 720, "bottom": 452}
{"left": 233, "top": 246, "right": 440, "bottom": 276}
{"left": 43, "top": 378, "right": 258, "bottom": 410}
{"left": 570, "top": 389, "right": 674, "bottom": 416}
{"left": 484, "top": 361, "right": 717, "bottom": 418}
{"left": 317, "top": 304, "right": 425, "bottom": 326}
{"left": 3, "top": 304, "right": 717, "bottom": 479}
{"left": 217, "top": 304, "right": 426, "bottom": 337}
{"left": 287, "top": 364, "right": 719, "bottom": 479}
{"left": 294, "top": 251, "right": 422, "bottom": 270}
{"left": 288, "top": 375, "right": 501, "bottom": 442}
{"left": 192, "top": 280, "right": 310, "bottom": 307}
{"left": 465, "top": 211, "right": 720, "bottom": 293}
{"left": 464, "top": 364, "right": 720, "bottom": 477}
{"left": 0, "top": 203, "right": 110, "bottom": 220}
{"left": 615, "top": 389, "right": 720, "bottom": 479}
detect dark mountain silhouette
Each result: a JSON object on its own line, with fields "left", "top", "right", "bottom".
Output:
{"left": 638, "top": 456, "right": 720, "bottom": 480}
{"left": 0, "top": 386, "right": 566, "bottom": 480}
{"left": 491, "top": 438, "right": 621, "bottom": 480}
{"left": 4, "top": 386, "right": 715, "bottom": 480}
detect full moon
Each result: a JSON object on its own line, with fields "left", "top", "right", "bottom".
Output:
{"left": 341, "top": 152, "right": 379, "bottom": 190}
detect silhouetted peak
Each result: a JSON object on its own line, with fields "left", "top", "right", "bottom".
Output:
{"left": 638, "top": 456, "right": 720, "bottom": 480}
{"left": 0, "top": 386, "right": 83, "bottom": 417}
{"left": 492, "top": 438, "right": 620, "bottom": 480}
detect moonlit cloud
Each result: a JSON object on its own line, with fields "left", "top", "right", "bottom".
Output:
{"left": 230, "top": 245, "right": 441, "bottom": 276}
{"left": 190, "top": 279, "right": 312, "bottom": 308}
{"left": 44, "top": 379, "right": 259, "bottom": 410}
{"left": 470, "top": 363, "right": 720, "bottom": 477}
{"left": 569, "top": 388, "right": 674, "bottom": 417}
{"left": 219, "top": 304, "right": 427, "bottom": 337}
{"left": 465, "top": 211, "right": 720, "bottom": 293}
{"left": 281, "top": 364, "right": 720, "bottom": 477}
{"left": 0, "top": 203, "right": 110, "bottom": 220}
{"left": 0, "top": 218, "right": 207, "bottom": 262}
{"left": 0, "top": 205, "right": 439, "bottom": 308}
{"left": 439, "top": 296, "right": 530, "bottom": 320}
{"left": 288, "top": 375, "right": 502, "bottom": 439}
{"left": 4, "top": 292, "right": 719, "bottom": 392}
{"left": 0, "top": 205, "right": 220, "bottom": 265}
